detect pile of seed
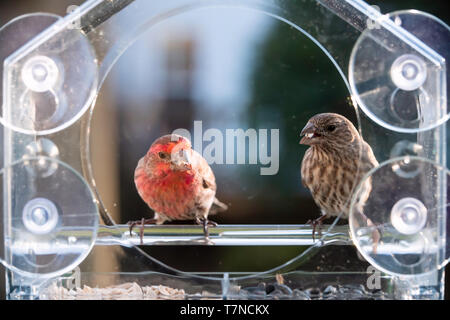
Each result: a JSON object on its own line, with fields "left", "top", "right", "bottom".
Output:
{"left": 43, "top": 282, "right": 186, "bottom": 300}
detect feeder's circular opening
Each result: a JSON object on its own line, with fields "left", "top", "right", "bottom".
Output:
{"left": 84, "top": 4, "right": 363, "bottom": 280}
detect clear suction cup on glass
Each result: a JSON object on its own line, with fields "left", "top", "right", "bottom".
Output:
{"left": 0, "top": 13, "right": 98, "bottom": 135}
{"left": 349, "top": 156, "right": 448, "bottom": 276}
{"left": 0, "top": 157, "right": 99, "bottom": 278}
{"left": 349, "top": 10, "right": 449, "bottom": 133}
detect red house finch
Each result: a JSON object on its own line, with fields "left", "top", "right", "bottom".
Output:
{"left": 129, "top": 134, "right": 227, "bottom": 243}
{"left": 300, "top": 113, "right": 379, "bottom": 245}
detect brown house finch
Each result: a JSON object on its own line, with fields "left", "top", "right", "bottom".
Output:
{"left": 300, "top": 113, "right": 379, "bottom": 243}
{"left": 129, "top": 134, "right": 227, "bottom": 243}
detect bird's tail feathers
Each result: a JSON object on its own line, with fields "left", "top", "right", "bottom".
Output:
{"left": 209, "top": 197, "right": 228, "bottom": 215}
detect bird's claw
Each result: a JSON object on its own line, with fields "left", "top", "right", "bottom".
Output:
{"left": 206, "top": 220, "right": 218, "bottom": 227}
{"left": 127, "top": 218, "right": 157, "bottom": 245}
{"left": 196, "top": 217, "right": 217, "bottom": 242}
{"left": 307, "top": 215, "right": 328, "bottom": 242}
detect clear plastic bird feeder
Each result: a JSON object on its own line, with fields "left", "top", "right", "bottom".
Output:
{"left": 0, "top": 0, "right": 448, "bottom": 299}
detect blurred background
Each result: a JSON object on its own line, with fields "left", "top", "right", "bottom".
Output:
{"left": 0, "top": 0, "right": 448, "bottom": 299}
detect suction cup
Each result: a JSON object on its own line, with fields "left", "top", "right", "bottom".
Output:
{"left": 1, "top": 157, "right": 99, "bottom": 278}
{"left": 0, "top": 13, "right": 98, "bottom": 135}
{"left": 349, "top": 156, "right": 448, "bottom": 276}
{"left": 350, "top": 10, "right": 449, "bottom": 133}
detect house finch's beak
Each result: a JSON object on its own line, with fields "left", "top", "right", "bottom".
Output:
{"left": 300, "top": 122, "right": 317, "bottom": 145}
{"left": 171, "top": 149, "right": 192, "bottom": 170}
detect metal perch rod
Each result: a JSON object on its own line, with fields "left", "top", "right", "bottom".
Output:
{"left": 96, "top": 224, "right": 352, "bottom": 246}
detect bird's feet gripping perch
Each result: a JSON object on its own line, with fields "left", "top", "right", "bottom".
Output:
{"left": 128, "top": 218, "right": 157, "bottom": 245}
{"left": 196, "top": 216, "right": 218, "bottom": 244}
{"left": 307, "top": 214, "right": 328, "bottom": 242}
{"left": 127, "top": 217, "right": 219, "bottom": 245}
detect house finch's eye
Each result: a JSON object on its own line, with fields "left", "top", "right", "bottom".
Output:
{"left": 158, "top": 152, "right": 168, "bottom": 159}
{"left": 326, "top": 125, "right": 336, "bottom": 132}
